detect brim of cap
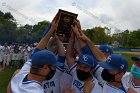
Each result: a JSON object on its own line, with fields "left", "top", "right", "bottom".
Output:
{"left": 131, "top": 56, "right": 140, "bottom": 62}
{"left": 77, "top": 61, "right": 93, "bottom": 67}
{"left": 98, "top": 62, "right": 119, "bottom": 70}
{"left": 53, "top": 61, "right": 64, "bottom": 67}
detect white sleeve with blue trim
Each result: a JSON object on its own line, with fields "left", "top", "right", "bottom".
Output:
{"left": 94, "top": 65, "right": 105, "bottom": 87}
{"left": 11, "top": 61, "right": 44, "bottom": 93}
{"left": 122, "top": 72, "right": 140, "bottom": 92}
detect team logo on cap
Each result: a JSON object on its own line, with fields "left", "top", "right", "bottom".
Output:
{"left": 120, "top": 64, "right": 124, "bottom": 69}
{"left": 106, "top": 56, "right": 111, "bottom": 63}
{"left": 83, "top": 55, "right": 88, "bottom": 61}
{"left": 106, "top": 48, "right": 109, "bottom": 52}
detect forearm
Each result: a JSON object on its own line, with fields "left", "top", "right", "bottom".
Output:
{"left": 57, "top": 40, "right": 65, "bottom": 56}
{"left": 66, "top": 34, "right": 76, "bottom": 67}
{"left": 42, "top": 23, "right": 51, "bottom": 37}
{"left": 86, "top": 39, "right": 106, "bottom": 61}
{"left": 76, "top": 36, "right": 86, "bottom": 50}
{"left": 36, "top": 29, "right": 54, "bottom": 50}
{"left": 66, "top": 36, "right": 75, "bottom": 58}
{"left": 74, "top": 38, "right": 82, "bottom": 55}
{"left": 7, "top": 82, "right": 12, "bottom": 93}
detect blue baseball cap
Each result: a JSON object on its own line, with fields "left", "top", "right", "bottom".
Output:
{"left": 98, "top": 54, "right": 128, "bottom": 71}
{"left": 99, "top": 45, "right": 113, "bottom": 54}
{"left": 77, "top": 54, "right": 96, "bottom": 67}
{"left": 30, "top": 50, "right": 63, "bottom": 67}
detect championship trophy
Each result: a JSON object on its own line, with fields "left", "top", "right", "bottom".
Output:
{"left": 56, "top": 9, "right": 78, "bottom": 43}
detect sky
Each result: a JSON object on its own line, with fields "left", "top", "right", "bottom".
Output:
{"left": 0, "top": 0, "right": 140, "bottom": 33}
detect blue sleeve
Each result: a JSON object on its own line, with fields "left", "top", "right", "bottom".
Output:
{"left": 42, "top": 23, "right": 52, "bottom": 38}
{"left": 57, "top": 55, "right": 66, "bottom": 69}
{"left": 80, "top": 45, "right": 95, "bottom": 57}
{"left": 57, "top": 56, "right": 66, "bottom": 64}
{"left": 80, "top": 45, "right": 98, "bottom": 67}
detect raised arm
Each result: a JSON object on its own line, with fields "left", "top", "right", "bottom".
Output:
{"left": 73, "top": 19, "right": 106, "bottom": 62}
{"left": 66, "top": 32, "right": 76, "bottom": 68}
{"left": 78, "top": 31, "right": 106, "bottom": 62}
{"left": 36, "top": 14, "right": 58, "bottom": 50}
{"left": 54, "top": 34, "right": 65, "bottom": 56}
{"left": 71, "top": 20, "right": 86, "bottom": 49}
{"left": 72, "top": 20, "right": 94, "bottom": 57}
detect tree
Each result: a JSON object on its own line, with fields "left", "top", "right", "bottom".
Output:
{"left": 83, "top": 27, "right": 110, "bottom": 45}
{"left": 4, "top": 12, "right": 15, "bottom": 21}
{"left": 0, "top": 11, "right": 17, "bottom": 44}
{"left": 32, "top": 21, "right": 50, "bottom": 42}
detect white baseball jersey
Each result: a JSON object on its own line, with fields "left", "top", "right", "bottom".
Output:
{"left": 101, "top": 82, "right": 126, "bottom": 93}
{"left": 70, "top": 63, "right": 102, "bottom": 93}
{"left": 0, "top": 49, "right": 4, "bottom": 62}
{"left": 11, "top": 61, "right": 45, "bottom": 93}
{"left": 60, "top": 68, "right": 73, "bottom": 92}
{"left": 42, "top": 67, "right": 65, "bottom": 93}
{"left": 122, "top": 72, "right": 140, "bottom": 93}
{"left": 94, "top": 65, "right": 127, "bottom": 93}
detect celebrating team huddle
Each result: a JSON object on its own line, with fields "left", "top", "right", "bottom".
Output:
{"left": 7, "top": 11, "right": 140, "bottom": 93}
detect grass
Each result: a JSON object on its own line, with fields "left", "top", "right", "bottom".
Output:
{"left": 0, "top": 53, "right": 139, "bottom": 92}
{"left": 0, "top": 67, "right": 17, "bottom": 93}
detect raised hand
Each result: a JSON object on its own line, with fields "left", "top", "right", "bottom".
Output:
{"left": 74, "top": 19, "right": 81, "bottom": 30}
{"left": 71, "top": 25, "right": 80, "bottom": 38}
{"left": 51, "top": 12, "right": 59, "bottom": 23}
{"left": 50, "top": 19, "right": 59, "bottom": 33}
{"left": 50, "top": 12, "right": 59, "bottom": 33}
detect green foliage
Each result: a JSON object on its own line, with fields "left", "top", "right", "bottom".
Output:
{"left": 4, "top": 12, "right": 15, "bottom": 21}
{"left": 0, "top": 10, "right": 50, "bottom": 44}
{"left": 0, "top": 12, "right": 17, "bottom": 43}
{"left": 83, "top": 27, "right": 110, "bottom": 44}
{"left": 111, "top": 30, "right": 140, "bottom": 48}
{"left": 0, "top": 10, "right": 140, "bottom": 48}
{"left": 32, "top": 21, "right": 50, "bottom": 42}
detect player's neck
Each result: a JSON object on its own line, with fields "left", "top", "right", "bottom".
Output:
{"left": 27, "top": 73, "right": 45, "bottom": 83}
{"left": 132, "top": 77, "right": 140, "bottom": 86}
{"left": 108, "top": 82, "right": 122, "bottom": 87}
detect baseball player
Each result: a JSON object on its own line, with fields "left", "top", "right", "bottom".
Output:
{"left": 0, "top": 46, "right": 4, "bottom": 68}
{"left": 65, "top": 31, "right": 102, "bottom": 93}
{"left": 71, "top": 19, "right": 106, "bottom": 62}
{"left": 98, "top": 45, "right": 113, "bottom": 58}
{"left": 94, "top": 54, "right": 128, "bottom": 93}
{"left": 8, "top": 13, "right": 67, "bottom": 93}
{"left": 122, "top": 56, "right": 140, "bottom": 93}
{"left": 31, "top": 13, "right": 68, "bottom": 93}
{"left": 3, "top": 44, "right": 10, "bottom": 67}
{"left": 70, "top": 54, "right": 102, "bottom": 93}
{"left": 10, "top": 50, "right": 63, "bottom": 93}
